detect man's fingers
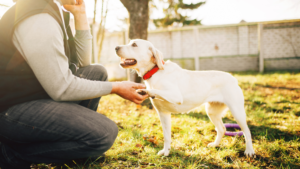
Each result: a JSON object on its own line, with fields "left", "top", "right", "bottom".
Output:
{"left": 63, "top": 5, "right": 72, "bottom": 11}
{"left": 135, "top": 92, "right": 148, "bottom": 100}
{"left": 133, "top": 83, "right": 146, "bottom": 89}
{"left": 78, "top": 0, "right": 84, "bottom": 5}
{"left": 140, "top": 95, "right": 149, "bottom": 102}
{"left": 142, "top": 94, "right": 149, "bottom": 100}
{"left": 133, "top": 99, "right": 143, "bottom": 105}
{"left": 133, "top": 93, "right": 148, "bottom": 104}
{"left": 69, "top": 0, "right": 76, "bottom": 5}
{"left": 63, "top": 0, "right": 84, "bottom": 11}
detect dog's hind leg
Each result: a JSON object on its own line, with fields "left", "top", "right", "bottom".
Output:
{"left": 205, "top": 102, "right": 228, "bottom": 147}
{"left": 157, "top": 112, "right": 172, "bottom": 156}
{"left": 224, "top": 86, "right": 255, "bottom": 157}
{"left": 227, "top": 104, "right": 255, "bottom": 156}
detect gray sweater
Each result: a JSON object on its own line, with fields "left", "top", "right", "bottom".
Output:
{"left": 12, "top": 3, "right": 112, "bottom": 101}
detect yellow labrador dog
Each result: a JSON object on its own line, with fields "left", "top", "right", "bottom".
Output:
{"left": 115, "top": 39, "right": 255, "bottom": 157}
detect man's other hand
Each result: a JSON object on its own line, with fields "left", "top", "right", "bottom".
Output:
{"left": 63, "top": 0, "right": 89, "bottom": 31}
{"left": 111, "top": 82, "right": 148, "bottom": 104}
{"left": 63, "top": 0, "right": 86, "bottom": 17}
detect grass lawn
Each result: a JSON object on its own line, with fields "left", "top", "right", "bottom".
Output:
{"left": 43, "top": 71, "right": 300, "bottom": 169}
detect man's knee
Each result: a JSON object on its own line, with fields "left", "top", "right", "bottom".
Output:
{"left": 76, "top": 64, "right": 108, "bottom": 81}
{"left": 102, "top": 120, "right": 118, "bottom": 145}
{"left": 87, "top": 119, "right": 118, "bottom": 152}
{"left": 91, "top": 64, "right": 108, "bottom": 81}
{"left": 103, "top": 121, "right": 118, "bottom": 149}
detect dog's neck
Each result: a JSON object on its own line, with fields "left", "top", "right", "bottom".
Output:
{"left": 136, "top": 61, "right": 164, "bottom": 80}
{"left": 134, "top": 63, "right": 156, "bottom": 78}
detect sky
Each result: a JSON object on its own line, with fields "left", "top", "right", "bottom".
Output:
{"left": 1, "top": 0, "right": 300, "bottom": 31}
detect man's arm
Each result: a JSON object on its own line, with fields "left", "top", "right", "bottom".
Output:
{"left": 74, "top": 30, "right": 92, "bottom": 67}
{"left": 12, "top": 16, "right": 147, "bottom": 104}
{"left": 63, "top": 0, "right": 149, "bottom": 104}
{"left": 63, "top": 0, "right": 89, "bottom": 31}
{"left": 64, "top": 0, "right": 91, "bottom": 67}
{"left": 12, "top": 14, "right": 113, "bottom": 101}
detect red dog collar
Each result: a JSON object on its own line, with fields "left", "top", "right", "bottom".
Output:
{"left": 143, "top": 60, "right": 165, "bottom": 80}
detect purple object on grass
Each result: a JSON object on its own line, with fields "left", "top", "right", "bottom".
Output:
{"left": 224, "top": 123, "right": 243, "bottom": 136}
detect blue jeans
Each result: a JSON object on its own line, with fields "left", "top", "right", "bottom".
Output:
{"left": 0, "top": 65, "right": 118, "bottom": 169}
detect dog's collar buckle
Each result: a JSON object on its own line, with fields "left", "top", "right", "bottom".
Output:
{"left": 143, "top": 60, "right": 165, "bottom": 80}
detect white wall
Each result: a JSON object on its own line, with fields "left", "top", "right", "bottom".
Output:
{"left": 94, "top": 19, "right": 300, "bottom": 80}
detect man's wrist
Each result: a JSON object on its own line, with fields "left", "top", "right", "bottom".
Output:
{"left": 73, "top": 11, "right": 87, "bottom": 18}
{"left": 73, "top": 13, "right": 90, "bottom": 30}
{"left": 111, "top": 82, "right": 121, "bottom": 94}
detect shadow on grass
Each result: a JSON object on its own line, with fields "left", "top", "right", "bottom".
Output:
{"left": 254, "top": 83, "right": 300, "bottom": 90}
{"left": 108, "top": 148, "right": 300, "bottom": 169}
{"left": 118, "top": 145, "right": 300, "bottom": 169}
{"left": 180, "top": 112, "right": 297, "bottom": 142}
{"left": 181, "top": 112, "right": 237, "bottom": 124}
{"left": 115, "top": 149, "right": 226, "bottom": 169}
{"left": 115, "top": 122, "right": 226, "bottom": 168}
{"left": 115, "top": 117, "right": 299, "bottom": 169}
{"left": 248, "top": 122, "right": 297, "bottom": 142}
{"left": 169, "top": 150, "right": 225, "bottom": 168}
{"left": 223, "top": 152, "right": 300, "bottom": 168}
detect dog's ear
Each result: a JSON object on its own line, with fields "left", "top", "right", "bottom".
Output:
{"left": 150, "top": 47, "right": 164, "bottom": 70}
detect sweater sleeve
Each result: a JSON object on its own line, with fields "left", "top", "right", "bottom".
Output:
{"left": 12, "top": 13, "right": 112, "bottom": 101}
{"left": 74, "top": 30, "right": 92, "bottom": 67}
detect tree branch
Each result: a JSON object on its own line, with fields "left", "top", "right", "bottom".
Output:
{"left": 0, "top": 4, "right": 9, "bottom": 7}
{"left": 178, "top": 0, "right": 205, "bottom": 9}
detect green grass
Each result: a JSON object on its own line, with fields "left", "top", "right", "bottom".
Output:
{"left": 43, "top": 71, "right": 300, "bottom": 168}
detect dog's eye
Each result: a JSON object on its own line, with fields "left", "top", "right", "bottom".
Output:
{"left": 132, "top": 43, "right": 137, "bottom": 47}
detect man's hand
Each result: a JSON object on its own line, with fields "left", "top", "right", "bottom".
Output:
{"left": 63, "top": 0, "right": 86, "bottom": 16}
{"left": 111, "top": 82, "right": 149, "bottom": 104}
{"left": 63, "top": 0, "right": 89, "bottom": 30}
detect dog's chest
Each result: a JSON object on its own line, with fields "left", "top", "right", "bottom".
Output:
{"left": 151, "top": 99, "right": 198, "bottom": 114}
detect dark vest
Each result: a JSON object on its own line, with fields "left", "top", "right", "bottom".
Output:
{"left": 0, "top": 0, "right": 78, "bottom": 112}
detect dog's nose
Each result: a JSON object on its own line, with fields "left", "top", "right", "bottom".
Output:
{"left": 115, "top": 46, "right": 120, "bottom": 51}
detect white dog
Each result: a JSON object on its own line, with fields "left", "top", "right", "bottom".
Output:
{"left": 115, "top": 39, "right": 255, "bottom": 157}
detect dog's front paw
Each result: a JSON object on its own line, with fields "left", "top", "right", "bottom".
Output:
{"left": 136, "top": 89, "right": 155, "bottom": 99}
{"left": 157, "top": 149, "right": 170, "bottom": 156}
{"left": 244, "top": 148, "right": 255, "bottom": 157}
{"left": 207, "top": 142, "right": 219, "bottom": 147}
{"left": 136, "top": 89, "right": 148, "bottom": 96}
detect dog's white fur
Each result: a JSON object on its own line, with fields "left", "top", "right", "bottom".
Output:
{"left": 116, "top": 39, "right": 255, "bottom": 157}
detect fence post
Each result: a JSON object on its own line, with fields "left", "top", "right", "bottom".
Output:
{"left": 238, "top": 25, "right": 249, "bottom": 55}
{"left": 193, "top": 28, "right": 200, "bottom": 70}
{"left": 258, "top": 23, "right": 264, "bottom": 73}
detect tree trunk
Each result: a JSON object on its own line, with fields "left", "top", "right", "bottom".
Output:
{"left": 120, "top": 0, "right": 149, "bottom": 82}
